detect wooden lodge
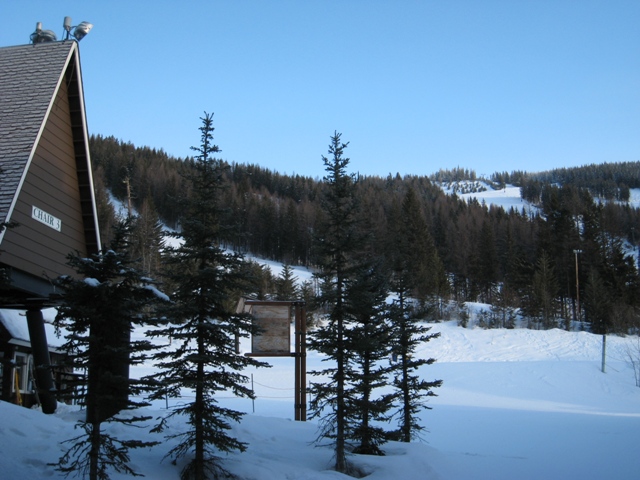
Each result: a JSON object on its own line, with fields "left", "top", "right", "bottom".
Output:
{"left": 0, "top": 40, "right": 101, "bottom": 412}
{"left": 0, "top": 308, "right": 71, "bottom": 408}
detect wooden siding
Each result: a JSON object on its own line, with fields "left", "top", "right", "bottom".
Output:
{"left": 1, "top": 74, "right": 87, "bottom": 281}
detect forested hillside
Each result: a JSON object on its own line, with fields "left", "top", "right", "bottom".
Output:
{"left": 89, "top": 134, "right": 640, "bottom": 335}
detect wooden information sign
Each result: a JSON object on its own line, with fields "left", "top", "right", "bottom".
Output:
{"left": 238, "top": 299, "right": 307, "bottom": 421}
{"left": 250, "top": 304, "right": 291, "bottom": 355}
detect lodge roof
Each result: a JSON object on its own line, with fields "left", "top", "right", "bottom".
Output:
{"left": 0, "top": 41, "right": 79, "bottom": 225}
{"left": 0, "top": 308, "right": 63, "bottom": 349}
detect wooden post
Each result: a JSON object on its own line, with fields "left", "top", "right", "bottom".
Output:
{"left": 575, "top": 258, "right": 580, "bottom": 322}
{"left": 293, "top": 303, "right": 307, "bottom": 421}
{"left": 26, "top": 308, "right": 57, "bottom": 413}
{"left": 294, "top": 304, "right": 301, "bottom": 421}
{"left": 300, "top": 304, "right": 307, "bottom": 421}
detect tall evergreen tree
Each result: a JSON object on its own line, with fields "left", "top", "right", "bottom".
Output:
{"left": 472, "top": 220, "right": 499, "bottom": 303}
{"left": 147, "top": 113, "right": 267, "bottom": 480}
{"left": 92, "top": 168, "right": 118, "bottom": 248}
{"left": 386, "top": 188, "right": 443, "bottom": 442}
{"left": 344, "top": 262, "right": 394, "bottom": 455}
{"left": 52, "top": 219, "right": 166, "bottom": 480}
{"left": 389, "top": 188, "right": 448, "bottom": 304}
{"left": 388, "top": 267, "right": 443, "bottom": 442}
{"left": 274, "top": 264, "right": 299, "bottom": 300}
{"left": 530, "top": 251, "right": 560, "bottom": 329}
{"left": 583, "top": 268, "right": 611, "bottom": 334}
{"left": 130, "top": 193, "right": 165, "bottom": 278}
{"left": 308, "top": 132, "right": 366, "bottom": 474}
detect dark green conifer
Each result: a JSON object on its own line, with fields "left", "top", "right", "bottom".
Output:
{"left": 308, "top": 132, "right": 360, "bottom": 475}
{"left": 275, "top": 264, "right": 299, "bottom": 300}
{"left": 388, "top": 285, "right": 442, "bottom": 442}
{"left": 146, "top": 113, "right": 267, "bottom": 480}
{"left": 386, "top": 188, "right": 443, "bottom": 443}
{"left": 344, "top": 261, "right": 394, "bottom": 455}
{"left": 52, "top": 218, "right": 166, "bottom": 480}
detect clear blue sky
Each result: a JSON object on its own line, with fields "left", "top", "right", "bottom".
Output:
{"left": 4, "top": 1, "right": 639, "bottom": 179}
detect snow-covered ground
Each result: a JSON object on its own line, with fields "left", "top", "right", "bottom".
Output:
{"left": 439, "top": 181, "right": 640, "bottom": 212}
{"left": 3, "top": 194, "right": 638, "bottom": 479}
{"left": 2, "top": 311, "right": 640, "bottom": 479}
{"left": 439, "top": 182, "right": 530, "bottom": 213}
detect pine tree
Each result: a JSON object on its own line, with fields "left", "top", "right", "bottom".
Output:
{"left": 584, "top": 268, "right": 611, "bottom": 334}
{"left": 130, "top": 193, "right": 165, "bottom": 278}
{"left": 386, "top": 187, "right": 443, "bottom": 442}
{"left": 344, "top": 261, "right": 395, "bottom": 455}
{"left": 275, "top": 264, "right": 299, "bottom": 300}
{"left": 388, "top": 287, "right": 442, "bottom": 442}
{"left": 92, "top": 169, "right": 118, "bottom": 248}
{"left": 52, "top": 218, "right": 166, "bottom": 480}
{"left": 146, "top": 113, "right": 267, "bottom": 480}
{"left": 387, "top": 188, "right": 449, "bottom": 309}
{"left": 308, "top": 132, "right": 366, "bottom": 474}
{"left": 472, "top": 220, "right": 499, "bottom": 304}
{"left": 530, "top": 251, "right": 560, "bottom": 329}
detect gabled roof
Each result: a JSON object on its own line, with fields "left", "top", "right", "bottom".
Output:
{"left": 0, "top": 41, "right": 98, "bottom": 243}
{"left": 0, "top": 41, "right": 101, "bottom": 298}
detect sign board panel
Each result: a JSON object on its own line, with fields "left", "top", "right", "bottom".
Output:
{"left": 32, "top": 206, "right": 61, "bottom": 232}
{"left": 250, "top": 304, "right": 291, "bottom": 354}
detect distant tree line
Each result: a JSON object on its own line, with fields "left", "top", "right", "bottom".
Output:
{"left": 89, "top": 135, "right": 640, "bottom": 334}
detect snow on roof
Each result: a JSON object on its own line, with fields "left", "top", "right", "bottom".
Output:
{"left": 0, "top": 308, "right": 65, "bottom": 348}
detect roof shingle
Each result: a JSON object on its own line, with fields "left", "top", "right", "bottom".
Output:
{"left": 0, "top": 41, "right": 76, "bottom": 224}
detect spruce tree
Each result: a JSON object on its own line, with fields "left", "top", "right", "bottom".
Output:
{"left": 308, "top": 132, "right": 362, "bottom": 474}
{"left": 309, "top": 133, "right": 396, "bottom": 472}
{"left": 387, "top": 188, "right": 448, "bottom": 308}
{"left": 130, "top": 194, "right": 165, "bottom": 278}
{"left": 388, "top": 283, "right": 442, "bottom": 442}
{"left": 584, "top": 268, "right": 611, "bottom": 334}
{"left": 387, "top": 188, "right": 442, "bottom": 443}
{"left": 531, "top": 251, "right": 560, "bottom": 329}
{"left": 274, "top": 264, "right": 299, "bottom": 300}
{"left": 52, "top": 218, "right": 166, "bottom": 480}
{"left": 344, "top": 261, "right": 394, "bottom": 455}
{"left": 147, "top": 113, "right": 267, "bottom": 480}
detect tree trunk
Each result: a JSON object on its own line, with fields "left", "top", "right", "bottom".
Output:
{"left": 89, "top": 422, "right": 100, "bottom": 480}
{"left": 335, "top": 335, "right": 346, "bottom": 471}
{"left": 401, "top": 347, "right": 411, "bottom": 443}
{"left": 359, "top": 357, "right": 371, "bottom": 452}
{"left": 335, "top": 281, "right": 347, "bottom": 473}
{"left": 195, "top": 319, "right": 205, "bottom": 480}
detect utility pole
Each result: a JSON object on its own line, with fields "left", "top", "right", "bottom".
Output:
{"left": 573, "top": 249, "right": 582, "bottom": 325}
{"left": 632, "top": 227, "right": 639, "bottom": 271}
{"left": 601, "top": 334, "right": 607, "bottom": 373}
{"left": 124, "top": 176, "right": 133, "bottom": 217}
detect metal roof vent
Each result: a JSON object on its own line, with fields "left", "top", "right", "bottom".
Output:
{"left": 30, "top": 22, "right": 57, "bottom": 43}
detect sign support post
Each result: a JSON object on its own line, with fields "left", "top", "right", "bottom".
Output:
{"left": 241, "top": 299, "right": 307, "bottom": 421}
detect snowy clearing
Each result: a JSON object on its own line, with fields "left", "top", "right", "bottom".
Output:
{"left": 2, "top": 319, "right": 640, "bottom": 479}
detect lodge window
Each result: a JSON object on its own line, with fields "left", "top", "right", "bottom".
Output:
{"left": 13, "top": 352, "right": 32, "bottom": 393}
